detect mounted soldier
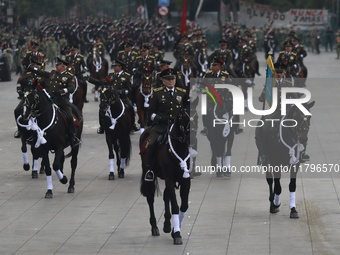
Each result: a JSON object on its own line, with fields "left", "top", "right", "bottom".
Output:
{"left": 66, "top": 45, "right": 89, "bottom": 103}
{"left": 144, "top": 68, "right": 187, "bottom": 181}
{"left": 276, "top": 41, "right": 299, "bottom": 79}
{"left": 28, "top": 57, "right": 80, "bottom": 148}
{"left": 22, "top": 42, "right": 46, "bottom": 71}
{"left": 153, "top": 59, "right": 184, "bottom": 89}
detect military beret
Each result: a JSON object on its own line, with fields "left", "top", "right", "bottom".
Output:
{"left": 125, "top": 40, "right": 134, "bottom": 47}
{"left": 141, "top": 45, "right": 150, "bottom": 51}
{"left": 157, "top": 59, "right": 172, "bottom": 66}
{"left": 56, "top": 57, "right": 70, "bottom": 66}
{"left": 160, "top": 68, "right": 177, "bottom": 79}
{"left": 219, "top": 39, "right": 228, "bottom": 44}
{"left": 212, "top": 57, "right": 224, "bottom": 65}
{"left": 112, "top": 58, "right": 125, "bottom": 67}
{"left": 239, "top": 37, "right": 247, "bottom": 43}
{"left": 284, "top": 40, "right": 293, "bottom": 47}
{"left": 244, "top": 31, "right": 252, "bottom": 38}
{"left": 31, "top": 42, "right": 40, "bottom": 47}
{"left": 291, "top": 35, "right": 300, "bottom": 41}
{"left": 153, "top": 41, "right": 161, "bottom": 47}
{"left": 274, "top": 62, "right": 287, "bottom": 73}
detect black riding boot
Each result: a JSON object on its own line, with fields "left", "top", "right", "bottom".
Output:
{"left": 145, "top": 140, "right": 157, "bottom": 181}
{"left": 67, "top": 115, "right": 80, "bottom": 148}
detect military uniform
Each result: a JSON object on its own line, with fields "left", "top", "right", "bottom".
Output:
{"left": 66, "top": 49, "right": 88, "bottom": 102}
{"left": 117, "top": 49, "right": 138, "bottom": 74}
{"left": 144, "top": 68, "right": 186, "bottom": 180}
{"left": 28, "top": 58, "right": 78, "bottom": 146}
{"left": 276, "top": 51, "right": 298, "bottom": 78}
{"left": 22, "top": 49, "right": 46, "bottom": 71}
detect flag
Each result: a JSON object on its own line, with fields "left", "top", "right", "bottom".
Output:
{"left": 180, "top": 0, "right": 187, "bottom": 36}
{"left": 264, "top": 55, "right": 276, "bottom": 106}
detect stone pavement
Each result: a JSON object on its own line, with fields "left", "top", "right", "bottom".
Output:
{"left": 0, "top": 51, "right": 339, "bottom": 255}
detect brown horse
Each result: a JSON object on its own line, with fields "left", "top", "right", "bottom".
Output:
{"left": 176, "top": 55, "right": 198, "bottom": 88}
{"left": 87, "top": 46, "right": 109, "bottom": 101}
{"left": 135, "top": 71, "right": 153, "bottom": 133}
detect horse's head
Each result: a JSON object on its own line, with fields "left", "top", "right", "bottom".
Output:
{"left": 22, "top": 89, "right": 39, "bottom": 120}
{"left": 99, "top": 86, "right": 119, "bottom": 111}
{"left": 213, "top": 88, "right": 233, "bottom": 119}
{"left": 141, "top": 71, "right": 153, "bottom": 94}
{"left": 286, "top": 101, "right": 315, "bottom": 144}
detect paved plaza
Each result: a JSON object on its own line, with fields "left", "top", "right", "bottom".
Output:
{"left": 0, "top": 51, "right": 340, "bottom": 255}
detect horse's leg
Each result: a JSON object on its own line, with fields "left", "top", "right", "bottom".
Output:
{"left": 269, "top": 170, "right": 281, "bottom": 214}
{"left": 113, "top": 139, "right": 123, "bottom": 178}
{"left": 224, "top": 133, "right": 234, "bottom": 177}
{"left": 165, "top": 181, "right": 182, "bottom": 245}
{"left": 52, "top": 148, "right": 68, "bottom": 185}
{"left": 68, "top": 146, "right": 79, "bottom": 193}
{"left": 42, "top": 151, "right": 53, "bottom": 198}
{"left": 106, "top": 137, "right": 115, "bottom": 180}
{"left": 21, "top": 136, "right": 30, "bottom": 171}
{"left": 137, "top": 108, "right": 144, "bottom": 134}
{"left": 289, "top": 164, "right": 299, "bottom": 218}
{"left": 140, "top": 167, "right": 159, "bottom": 236}
{"left": 94, "top": 84, "right": 99, "bottom": 102}
{"left": 163, "top": 188, "right": 171, "bottom": 233}
{"left": 179, "top": 177, "right": 191, "bottom": 228}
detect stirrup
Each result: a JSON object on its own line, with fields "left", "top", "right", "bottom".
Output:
{"left": 144, "top": 170, "right": 154, "bottom": 182}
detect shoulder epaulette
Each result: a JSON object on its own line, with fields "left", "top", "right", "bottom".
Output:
{"left": 124, "top": 72, "right": 131, "bottom": 76}
{"left": 66, "top": 53, "right": 72, "bottom": 57}
{"left": 149, "top": 56, "right": 155, "bottom": 59}
{"left": 291, "top": 52, "right": 297, "bottom": 56}
{"left": 175, "top": 87, "right": 186, "bottom": 93}
{"left": 205, "top": 70, "right": 213, "bottom": 74}
{"left": 153, "top": 87, "right": 163, "bottom": 92}
{"left": 221, "top": 71, "right": 229, "bottom": 75}
{"left": 279, "top": 51, "right": 285, "bottom": 54}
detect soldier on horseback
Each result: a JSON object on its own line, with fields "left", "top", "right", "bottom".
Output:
{"left": 93, "top": 58, "right": 138, "bottom": 134}
{"left": 276, "top": 41, "right": 299, "bottom": 79}
{"left": 22, "top": 42, "right": 46, "bottom": 71}
{"left": 144, "top": 68, "right": 187, "bottom": 181}
{"left": 66, "top": 45, "right": 89, "bottom": 103}
{"left": 153, "top": 59, "right": 184, "bottom": 88}
{"left": 291, "top": 35, "right": 307, "bottom": 87}
{"left": 28, "top": 57, "right": 81, "bottom": 148}
{"left": 208, "top": 39, "right": 236, "bottom": 78}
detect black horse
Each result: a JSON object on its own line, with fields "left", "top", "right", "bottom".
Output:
{"left": 15, "top": 88, "right": 45, "bottom": 178}
{"left": 100, "top": 85, "right": 133, "bottom": 180}
{"left": 205, "top": 87, "right": 235, "bottom": 177}
{"left": 18, "top": 86, "right": 83, "bottom": 198}
{"left": 255, "top": 101, "right": 315, "bottom": 218}
{"left": 139, "top": 99, "right": 196, "bottom": 245}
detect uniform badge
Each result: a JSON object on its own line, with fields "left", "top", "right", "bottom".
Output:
{"left": 290, "top": 56, "right": 294, "bottom": 60}
{"left": 176, "top": 96, "right": 182, "bottom": 103}
{"left": 62, "top": 77, "right": 67, "bottom": 82}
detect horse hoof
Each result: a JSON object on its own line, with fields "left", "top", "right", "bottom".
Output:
{"left": 108, "top": 173, "right": 115, "bottom": 180}
{"left": 270, "top": 202, "right": 280, "bottom": 214}
{"left": 172, "top": 231, "right": 183, "bottom": 245}
{"left": 60, "top": 176, "right": 68, "bottom": 185}
{"left": 23, "top": 164, "right": 30, "bottom": 171}
{"left": 45, "top": 189, "right": 53, "bottom": 198}
{"left": 163, "top": 222, "right": 171, "bottom": 233}
{"left": 68, "top": 187, "right": 75, "bottom": 193}
{"left": 31, "top": 171, "right": 38, "bottom": 179}
{"left": 290, "top": 207, "right": 299, "bottom": 219}
{"left": 118, "top": 169, "right": 124, "bottom": 178}
{"left": 152, "top": 227, "right": 160, "bottom": 236}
